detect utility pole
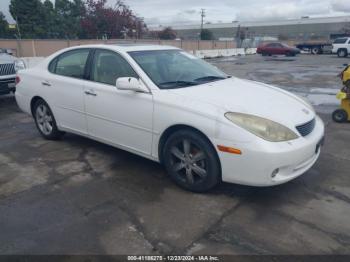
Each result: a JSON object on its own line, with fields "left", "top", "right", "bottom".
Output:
{"left": 200, "top": 8, "right": 205, "bottom": 39}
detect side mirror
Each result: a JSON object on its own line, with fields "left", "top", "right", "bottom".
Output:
{"left": 116, "top": 77, "right": 148, "bottom": 93}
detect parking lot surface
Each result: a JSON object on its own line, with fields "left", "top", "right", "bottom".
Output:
{"left": 1, "top": 54, "right": 350, "bottom": 255}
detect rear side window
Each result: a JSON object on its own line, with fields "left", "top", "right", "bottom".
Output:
{"left": 91, "top": 49, "right": 138, "bottom": 86}
{"left": 49, "top": 49, "right": 90, "bottom": 79}
{"left": 334, "top": 38, "right": 347, "bottom": 44}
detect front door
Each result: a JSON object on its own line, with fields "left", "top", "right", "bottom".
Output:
{"left": 84, "top": 49, "right": 153, "bottom": 156}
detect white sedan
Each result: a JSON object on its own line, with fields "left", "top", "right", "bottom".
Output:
{"left": 15, "top": 44, "right": 325, "bottom": 192}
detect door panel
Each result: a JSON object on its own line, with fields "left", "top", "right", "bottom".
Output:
{"left": 84, "top": 49, "right": 153, "bottom": 155}
{"left": 46, "top": 49, "right": 90, "bottom": 134}
{"left": 48, "top": 75, "right": 87, "bottom": 134}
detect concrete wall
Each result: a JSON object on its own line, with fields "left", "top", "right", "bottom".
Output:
{"left": 0, "top": 39, "right": 237, "bottom": 57}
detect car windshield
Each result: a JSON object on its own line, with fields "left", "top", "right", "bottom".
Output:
{"left": 128, "top": 50, "right": 228, "bottom": 89}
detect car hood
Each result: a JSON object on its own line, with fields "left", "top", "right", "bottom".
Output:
{"left": 168, "top": 77, "right": 315, "bottom": 128}
{"left": 0, "top": 54, "right": 16, "bottom": 64}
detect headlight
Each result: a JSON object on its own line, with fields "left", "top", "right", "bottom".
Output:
{"left": 14, "top": 59, "right": 26, "bottom": 72}
{"left": 225, "top": 112, "right": 299, "bottom": 142}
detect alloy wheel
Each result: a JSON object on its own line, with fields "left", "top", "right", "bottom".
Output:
{"left": 36, "top": 104, "right": 53, "bottom": 136}
{"left": 169, "top": 139, "right": 208, "bottom": 185}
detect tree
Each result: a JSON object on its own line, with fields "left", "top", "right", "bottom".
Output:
{"left": 0, "top": 12, "right": 10, "bottom": 38}
{"left": 54, "top": 0, "right": 86, "bottom": 39}
{"left": 9, "top": 0, "right": 47, "bottom": 38}
{"left": 80, "top": 0, "right": 147, "bottom": 39}
{"left": 158, "top": 27, "right": 177, "bottom": 40}
{"left": 200, "top": 29, "right": 214, "bottom": 40}
{"left": 42, "top": 0, "right": 57, "bottom": 38}
{"left": 8, "top": 0, "right": 146, "bottom": 40}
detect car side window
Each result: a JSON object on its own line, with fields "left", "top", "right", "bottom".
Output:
{"left": 53, "top": 49, "right": 90, "bottom": 79}
{"left": 91, "top": 50, "right": 138, "bottom": 86}
{"left": 334, "top": 38, "right": 347, "bottom": 44}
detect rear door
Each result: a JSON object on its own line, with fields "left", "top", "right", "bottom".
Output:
{"left": 45, "top": 48, "right": 91, "bottom": 135}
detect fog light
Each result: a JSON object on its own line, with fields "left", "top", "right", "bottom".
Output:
{"left": 271, "top": 168, "right": 279, "bottom": 178}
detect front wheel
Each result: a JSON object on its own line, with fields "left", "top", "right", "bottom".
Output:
{"left": 332, "top": 109, "right": 348, "bottom": 123}
{"left": 34, "top": 99, "right": 64, "bottom": 140}
{"left": 162, "top": 129, "right": 221, "bottom": 192}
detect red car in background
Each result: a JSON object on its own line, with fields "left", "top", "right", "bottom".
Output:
{"left": 257, "top": 42, "right": 301, "bottom": 56}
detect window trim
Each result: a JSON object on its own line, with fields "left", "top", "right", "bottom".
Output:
{"left": 47, "top": 48, "right": 92, "bottom": 80}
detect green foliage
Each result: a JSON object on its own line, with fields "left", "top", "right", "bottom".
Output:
{"left": 0, "top": 12, "right": 11, "bottom": 38}
{"left": 200, "top": 29, "right": 214, "bottom": 40}
{"left": 158, "top": 27, "right": 177, "bottom": 40}
{"left": 7, "top": 0, "right": 146, "bottom": 39}
{"left": 10, "top": 0, "right": 47, "bottom": 38}
{"left": 55, "top": 0, "right": 86, "bottom": 38}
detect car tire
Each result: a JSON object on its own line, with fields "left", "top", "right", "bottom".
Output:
{"left": 33, "top": 99, "right": 64, "bottom": 140}
{"left": 286, "top": 51, "right": 295, "bottom": 57}
{"left": 162, "top": 129, "right": 221, "bottom": 192}
{"left": 337, "top": 49, "right": 348, "bottom": 58}
{"left": 345, "top": 80, "right": 350, "bottom": 88}
{"left": 311, "top": 47, "right": 320, "bottom": 55}
{"left": 332, "top": 109, "right": 348, "bottom": 123}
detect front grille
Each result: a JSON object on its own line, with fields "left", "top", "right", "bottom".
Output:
{"left": 0, "top": 63, "right": 15, "bottom": 76}
{"left": 296, "top": 118, "right": 316, "bottom": 137}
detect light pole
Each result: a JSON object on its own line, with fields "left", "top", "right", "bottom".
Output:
{"left": 200, "top": 9, "right": 205, "bottom": 40}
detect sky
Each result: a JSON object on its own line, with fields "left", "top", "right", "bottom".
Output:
{"left": 1, "top": 0, "right": 350, "bottom": 26}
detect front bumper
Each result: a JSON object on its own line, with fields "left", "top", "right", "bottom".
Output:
{"left": 0, "top": 76, "right": 16, "bottom": 95}
{"left": 214, "top": 116, "right": 325, "bottom": 186}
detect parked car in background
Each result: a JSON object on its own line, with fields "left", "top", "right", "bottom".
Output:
{"left": 332, "top": 37, "right": 350, "bottom": 57}
{"left": 257, "top": 42, "right": 301, "bottom": 56}
{"left": 15, "top": 44, "right": 324, "bottom": 192}
{"left": 0, "top": 49, "right": 26, "bottom": 95}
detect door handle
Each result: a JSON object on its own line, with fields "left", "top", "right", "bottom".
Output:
{"left": 42, "top": 81, "right": 51, "bottom": 87}
{"left": 84, "top": 90, "right": 97, "bottom": 96}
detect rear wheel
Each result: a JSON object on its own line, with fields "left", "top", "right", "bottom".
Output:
{"left": 337, "top": 49, "right": 348, "bottom": 58}
{"left": 34, "top": 99, "right": 64, "bottom": 140}
{"left": 311, "top": 47, "right": 320, "bottom": 55}
{"left": 162, "top": 129, "right": 221, "bottom": 192}
{"left": 332, "top": 109, "right": 348, "bottom": 123}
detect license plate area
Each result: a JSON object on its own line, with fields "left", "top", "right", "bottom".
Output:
{"left": 8, "top": 82, "right": 15, "bottom": 88}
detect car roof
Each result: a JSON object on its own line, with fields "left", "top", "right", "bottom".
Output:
{"left": 65, "top": 44, "right": 180, "bottom": 53}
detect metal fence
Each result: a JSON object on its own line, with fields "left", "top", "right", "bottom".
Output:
{"left": 0, "top": 39, "right": 237, "bottom": 57}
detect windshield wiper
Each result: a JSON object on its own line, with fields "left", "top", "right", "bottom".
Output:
{"left": 194, "top": 76, "right": 228, "bottom": 82}
{"left": 158, "top": 81, "right": 198, "bottom": 88}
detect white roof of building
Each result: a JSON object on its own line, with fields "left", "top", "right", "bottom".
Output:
{"left": 149, "top": 15, "right": 350, "bottom": 31}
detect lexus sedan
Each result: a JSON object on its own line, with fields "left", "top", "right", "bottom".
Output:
{"left": 15, "top": 44, "right": 324, "bottom": 192}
